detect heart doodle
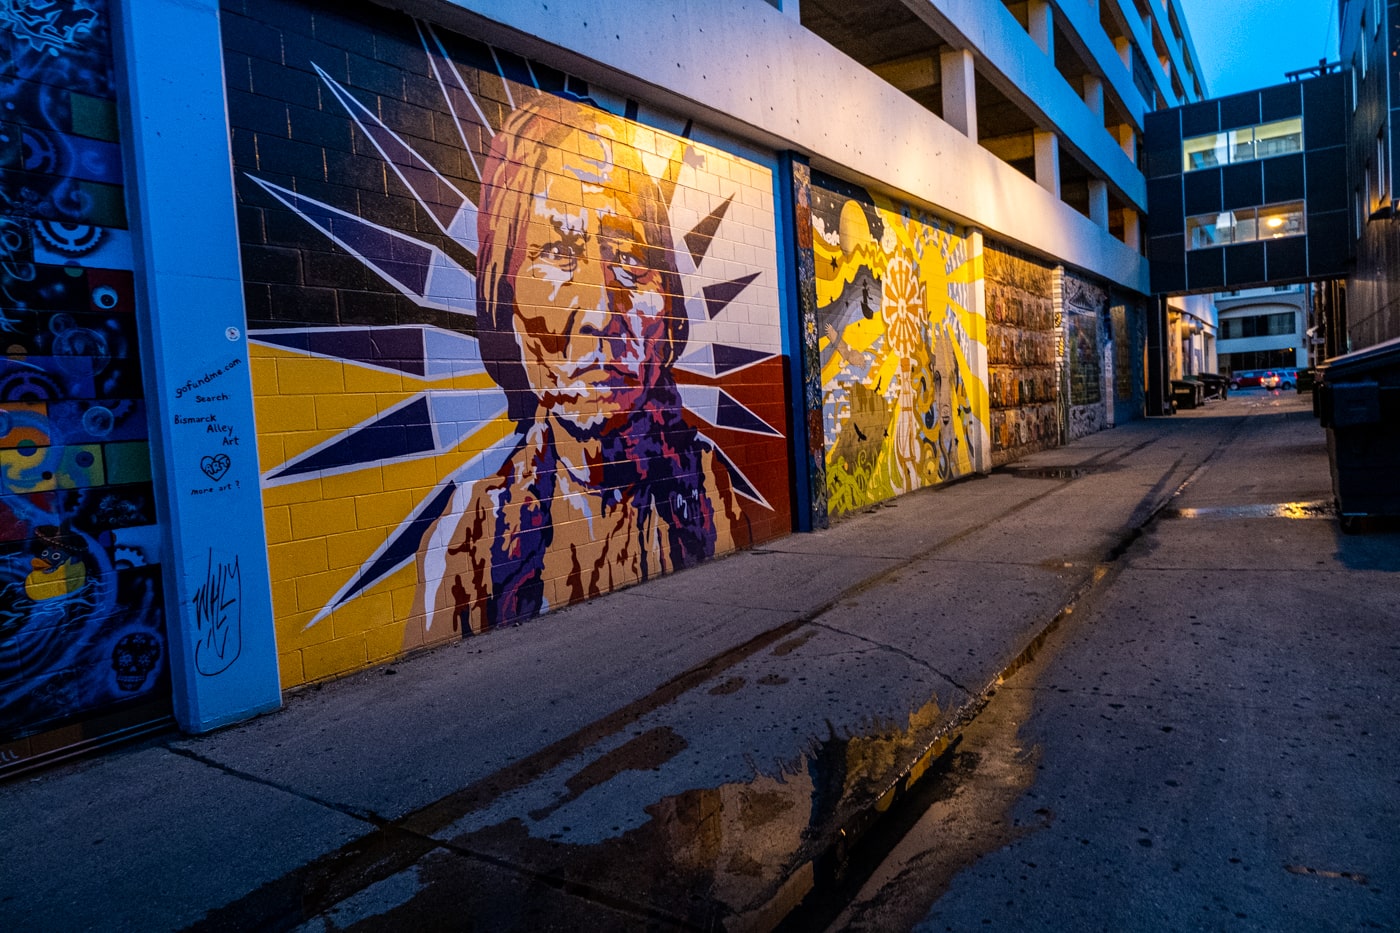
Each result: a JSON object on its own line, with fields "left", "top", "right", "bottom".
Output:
{"left": 200, "top": 454, "right": 231, "bottom": 482}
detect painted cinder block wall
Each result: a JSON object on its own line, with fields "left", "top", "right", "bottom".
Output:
{"left": 3, "top": 0, "right": 1149, "bottom": 754}
{"left": 221, "top": 0, "right": 793, "bottom": 687}
{"left": 216, "top": 0, "right": 1137, "bottom": 687}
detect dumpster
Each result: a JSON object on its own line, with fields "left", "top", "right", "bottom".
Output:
{"left": 1195, "top": 373, "right": 1229, "bottom": 399}
{"left": 1170, "top": 378, "right": 1203, "bottom": 410}
{"left": 1315, "top": 336, "right": 1400, "bottom": 529}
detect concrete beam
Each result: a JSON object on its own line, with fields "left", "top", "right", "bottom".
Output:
{"left": 872, "top": 54, "right": 938, "bottom": 92}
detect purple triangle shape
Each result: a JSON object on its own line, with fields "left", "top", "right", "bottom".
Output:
{"left": 702, "top": 272, "right": 761, "bottom": 320}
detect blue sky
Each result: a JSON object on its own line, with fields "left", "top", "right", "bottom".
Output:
{"left": 1175, "top": 0, "right": 1340, "bottom": 96}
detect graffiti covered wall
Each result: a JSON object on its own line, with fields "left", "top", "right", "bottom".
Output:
{"left": 222, "top": 0, "right": 790, "bottom": 686}
{"left": 985, "top": 244, "right": 1058, "bottom": 466}
{"left": 1062, "top": 270, "right": 1109, "bottom": 440}
{"left": 0, "top": 0, "right": 169, "bottom": 755}
{"left": 810, "top": 177, "right": 985, "bottom": 518}
{"left": 1111, "top": 297, "right": 1146, "bottom": 424}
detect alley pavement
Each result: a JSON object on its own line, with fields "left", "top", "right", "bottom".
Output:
{"left": 3, "top": 390, "right": 1394, "bottom": 932}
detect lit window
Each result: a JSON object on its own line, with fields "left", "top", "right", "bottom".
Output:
{"left": 1253, "top": 119, "right": 1302, "bottom": 158}
{"left": 1182, "top": 133, "right": 1227, "bottom": 171}
{"left": 1186, "top": 201, "right": 1304, "bottom": 250}
{"left": 1182, "top": 117, "right": 1303, "bottom": 172}
{"left": 1257, "top": 202, "right": 1305, "bottom": 238}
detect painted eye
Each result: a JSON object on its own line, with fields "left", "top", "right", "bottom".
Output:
{"left": 93, "top": 285, "right": 119, "bottom": 309}
{"left": 538, "top": 242, "right": 577, "bottom": 267}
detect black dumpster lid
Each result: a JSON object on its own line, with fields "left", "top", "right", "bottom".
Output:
{"left": 1319, "top": 334, "right": 1400, "bottom": 379}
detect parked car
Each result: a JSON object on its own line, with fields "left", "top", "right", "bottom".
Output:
{"left": 1273, "top": 368, "right": 1299, "bottom": 389}
{"left": 1228, "top": 370, "right": 1265, "bottom": 389}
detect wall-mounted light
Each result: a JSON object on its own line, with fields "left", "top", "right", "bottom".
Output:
{"left": 1266, "top": 216, "right": 1285, "bottom": 229}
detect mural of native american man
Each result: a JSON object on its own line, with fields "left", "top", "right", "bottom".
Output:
{"left": 416, "top": 99, "right": 750, "bottom": 632}
{"left": 232, "top": 6, "right": 787, "bottom": 683}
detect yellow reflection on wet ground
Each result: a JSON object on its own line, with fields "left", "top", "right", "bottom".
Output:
{"left": 1164, "top": 500, "right": 1336, "bottom": 520}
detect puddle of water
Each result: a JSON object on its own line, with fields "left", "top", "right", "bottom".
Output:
{"left": 1163, "top": 500, "right": 1337, "bottom": 520}
{"left": 999, "top": 466, "right": 1101, "bottom": 480}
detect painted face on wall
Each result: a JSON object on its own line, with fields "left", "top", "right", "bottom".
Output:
{"left": 477, "top": 100, "right": 687, "bottom": 437}
{"left": 508, "top": 132, "right": 673, "bottom": 434}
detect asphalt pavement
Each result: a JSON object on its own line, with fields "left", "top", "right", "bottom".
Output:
{"left": 3, "top": 388, "right": 1392, "bottom": 932}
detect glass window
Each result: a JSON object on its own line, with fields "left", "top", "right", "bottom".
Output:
{"left": 1186, "top": 213, "right": 1221, "bottom": 249}
{"left": 1229, "top": 127, "right": 1255, "bottom": 162}
{"left": 1257, "top": 201, "right": 1305, "bottom": 238}
{"left": 1253, "top": 118, "right": 1303, "bottom": 159}
{"left": 1183, "top": 133, "right": 1228, "bottom": 172}
{"left": 1230, "top": 207, "right": 1258, "bottom": 244}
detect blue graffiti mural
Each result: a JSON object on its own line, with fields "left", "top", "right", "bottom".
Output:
{"left": 1, "top": 0, "right": 167, "bottom": 747}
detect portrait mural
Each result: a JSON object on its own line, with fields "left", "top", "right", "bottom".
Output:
{"left": 1, "top": 0, "right": 169, "bottom": 759}
{"left": 224, "top": 0, "right": 789, "bottom": 684}
{"left": 810, "top": 177, "right": 986, "bottom": 518}
{"left": 985, "top": 244, "right": 1059, "bottom": 466}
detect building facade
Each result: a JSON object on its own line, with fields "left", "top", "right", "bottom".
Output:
{"left": 0, "top": 0, "right": 1211, "bottom": 771}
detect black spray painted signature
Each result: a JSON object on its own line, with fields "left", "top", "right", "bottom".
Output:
{"left": 193, "top": 550, "right": 241, "bottom": 676}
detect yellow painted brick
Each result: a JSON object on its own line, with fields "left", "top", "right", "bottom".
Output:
{"left": 380, "top": 457, "right": 441, "bottom": 491}
{"left": 389, "top": 580, "right": 421, "bottom": 620}
{"left": 275, "top": 610, "right": 333, "bottom": 652}
{"left": 296, "top": 568, "right": 348, "bottom": 613}
{"left": 255, "top": 395, "right": 319, "bottom": 432}
{"left": 331, "top": 590, "right": 395, "bottom": 640}
{"left": 314, "top": 393, "right": 382, "bottom": 431}
{"left": 278, "top": 356, "right": 345, "bottom": 395}
{"left": 267, "top": 538, "right": 328, "bottom": 582}
{"left": 263, "top": 505, "right": 293, "bottom": 545}
{"left": 354, "top": 489, "right": 417, "bottom": 530}
{"left": 289, "top": 498, "right": 357, "bottom": 539}
{"left": 255, "top": 432, "right": 286, "bottom": 474}
{"left": 261, "top": 477, "right": 324, "bottom": 507}
{"left": 301, "top": 636, "right": 368, "bottom": 682}
{"left": 270, "top": 578, "right": 298, "bottom": 615}
{"left": 366, "top": 621, "right": 410, "bottom": 664}
{"left": 278, "top": 650, "right": 306, "bottom": 689}
{"left": 320, "top": 467, "right": 384, "bottom": 499}
{"left": 325, "top": 526, "right": 388, "bottom": 571}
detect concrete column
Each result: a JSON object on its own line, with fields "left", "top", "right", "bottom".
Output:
{"left": 1114, "top": 36, "right": 1132, "bottom": 71}
{"left": 1028, "top": 0, "right": 1054, "bottom": 61}
{"left": 1082, "top": 74, "right": 1104, "bottom": 119}
{"left": 940, "top": 48, "right": 978, "bottom": 141}
{"left": 1122, "top": 207, "right": 1142, "bottom": 252}
{"left": 114, "top": 0, "right": 283, "bottom": 731}
{"left": 1115, "top": 123, "right": 1138, "bottom": 163}
{"left": 1088, "top": 179, "right": 1109, "bottom": 228}
{"left": 1034, "top": 129, "right": 1061, "bottom": 198}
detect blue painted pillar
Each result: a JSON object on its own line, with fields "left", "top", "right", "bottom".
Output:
{"left": 776, "top": 152, "right": 827, "bottom": 532}
{"left": 113, "top": 0, "right": 281, "bottom": 730}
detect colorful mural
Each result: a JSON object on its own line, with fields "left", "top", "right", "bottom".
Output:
{"left": 224, "top": 0, "right": 790, "bottom": 685}
{"left": 0, "top": 0, "right": 168, "bottom": 755}
{"left": 1063, "top": 271, "right": 1109, "bottom": 440}
{"left": 985, "top": 245, "right": 1059, "bottom": 466}
{"left": 810, "top": 177, "right": 986, "bottom": 517}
